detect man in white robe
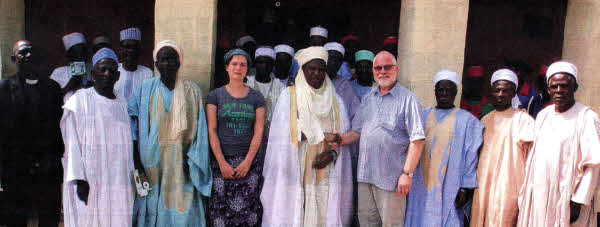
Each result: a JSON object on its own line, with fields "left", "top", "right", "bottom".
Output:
{"left": 115, "top": 27, "right": 153, "bottom": 101}
{"left": 61, "top": 48, "right": 134, "bottom": 227}
{"left": 261, "top": 46, "right": 354, "bottom": 226}
{"left": 518, "top": 61, "right": 600, "bottom": 227}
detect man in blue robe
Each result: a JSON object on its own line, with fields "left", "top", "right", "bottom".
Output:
{"left": 129, "top": 40, "right": 212, "bottom": 226}
{"left": 405, "top": 69, "right": 483, "bottom": 227}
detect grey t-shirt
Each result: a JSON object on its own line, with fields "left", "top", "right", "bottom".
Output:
{"left": 207, "top": 86, "right": 265, "bottom": 156}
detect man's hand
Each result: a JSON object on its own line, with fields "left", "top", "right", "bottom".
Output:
{"left": 233, "top": 159, "right": 251, "bottom": 179}
{"left": 313, "top": 151, "right": 335, "bottom": 169}
{"left": 76, "top": 180, "right": 89, "bottom": 205}
{"left": 218, "top": 160, "right": 235, "bottom": 180}
{"left": 324, "top": 132, "right": 341, "bottom": 150}
{"left": 570, "top": 201, "right": 582, "bottom": 223}
{"left": 397, "top": 174, "right": 412, "bottom": 196}
{"left": 454, "top": 188, "right": 474, "bottom": 208}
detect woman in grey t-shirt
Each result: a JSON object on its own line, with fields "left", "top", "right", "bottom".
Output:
{"left": 206, "top": 49, "right": 266, "bottom": 226}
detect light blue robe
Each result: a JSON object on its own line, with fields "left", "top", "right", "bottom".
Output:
{"left": 405, "top": 107, "right": 483, "bottom": 227}
{"left": 129, "top": 77, "right": 212, "bottom": 227}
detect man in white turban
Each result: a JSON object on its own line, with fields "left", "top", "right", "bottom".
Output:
{"left": 518, "top": 61, "right": 600, "bottom": 227}
{"left": 470, "top": 69, "right": 535, "bottom": 227}
{"left": 405, "top": 69, "right": 483, "bottom": 227}
{"left": 309, "top": 26, "right": 328, "bottom": 47}
{"left": 129, "top": 40, "right": 212, "bottom": 227}
{"left": 261, "top": 46, "right": 353, "bottom": 226}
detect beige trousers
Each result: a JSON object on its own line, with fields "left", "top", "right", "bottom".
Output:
{"left": 358, "top": 183, "right": 406, "bottom": 227}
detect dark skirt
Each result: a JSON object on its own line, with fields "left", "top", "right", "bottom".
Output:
{"left": 208, "top": 153, "right": 263, "bottom": 227}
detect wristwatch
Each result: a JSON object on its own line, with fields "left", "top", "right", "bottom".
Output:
{"left": 402, "top": 170, "right": 414, "bottom": 178}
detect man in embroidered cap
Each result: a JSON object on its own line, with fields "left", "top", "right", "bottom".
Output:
{"left": 115, "top": 27, "right": 153, "bottom": 101}
{"left": 60, "top": 48, "right": 134, "bottom": 226}
{"left": 309, "top": 26, "right": 328, "bottom": 47}
{"left": 470, "top": 69, "right": 535, "bottom": 227}
{"left": 51, "top": 32, "right": 93, "bottom": 102}
{"left": 324, "top": 42, "right": 360, "bottom": 122}
{"left": 245, "top": 46, "right": 285, "bottom": 126}
{"left": 0, "top": 40, "right": 63, "bottom": 226}
{"left": 129, "top": 40, "right": 212, "bottom": 227}
{"left": 382, "top": 36, "right": 398, "bottom": 58}
{"left": 261, "top": 46, "right": 353, "bottom": 226}
{"left": 335, "top": 51, "right": 425, "bottom": 226}
{"left": 274, "top": 44, "right": 299, "bottom": 86}
{"left": 324, "top": 41, "right": 353, "bottom": 81}
{"left": 351, "top": 50, "right": 375, "bottom": 98}
{"left": 517, "top": 61, "right": 600, "bottom": 227}
{"left": 405, "top": 69, "right": 483, "bottom": 227}
{"left": 91, "top": 34, "right": 112, "bottom": 54}
{"left": 461, "top": 66, "right": 493, "bottom": 119}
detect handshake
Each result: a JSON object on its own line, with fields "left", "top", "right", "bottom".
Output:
{"left": 324, "top": 132, "right": 342, "bottom": 149}
{"left": 312, "top": 132, "right": 343, "bottom": 170}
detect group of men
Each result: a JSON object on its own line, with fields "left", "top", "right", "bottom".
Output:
{"left": 0, "top": 23, "right": 599, "bottom": 227}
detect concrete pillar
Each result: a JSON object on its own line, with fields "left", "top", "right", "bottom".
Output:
{"left": 155, "top": 0, "right": 218, "bottom": 97}
{"left": 562, "top": 0, "right": 600, "bottom": 112}
{"left": 397, "top": 0, "right": 469, "bottom": 107}
{"left": 0, "top": 0, "right": 25, "bottom": 78}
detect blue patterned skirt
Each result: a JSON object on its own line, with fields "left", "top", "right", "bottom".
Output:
{"left": 208, "top": 153, "right": 263, "bottom": 227}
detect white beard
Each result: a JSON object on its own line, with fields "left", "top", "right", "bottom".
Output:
{"left": 376, "top": 78, "right": 395, "bottom": 88}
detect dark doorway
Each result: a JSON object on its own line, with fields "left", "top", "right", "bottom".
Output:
{"left": 463, "top": 0, "right": 568, "bottom": 89}
{"left": 25, "top": 0, "right": 156, "bottom": 77}
{"left": 217, "top": 0, "right": 401, "bottom": 50}
{"left": 215, "top": 0, "right": 401, "bottom": 88}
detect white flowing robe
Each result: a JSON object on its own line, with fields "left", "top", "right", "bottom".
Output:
{"left": 261, "top": 88, "right": 354, "bottom": 227}
{"left": 60, "top": 88, "right": 135, "bottom": 227}
{"left": 518, "top": 103, "right": 600, "bottom": 227}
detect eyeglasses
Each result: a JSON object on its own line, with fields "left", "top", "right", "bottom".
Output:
{"left": 373, "top": 64, "right": 396, "bottom": 72}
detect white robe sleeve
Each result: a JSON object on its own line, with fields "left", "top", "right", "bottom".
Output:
{"left": 571, "top": 109, "right": 600, "bottom": 205}
{"left": 60, "top": 102, "right": 87, "bottom": 183}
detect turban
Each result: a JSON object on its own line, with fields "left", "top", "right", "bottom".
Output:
{"left": 92, "top": 48, "right": 119, "bottom": 67}
{"left": 153, "top": 40, "right": 182, "bottom": 63}
{"left": 491, "top": 69, "right": 518, "bottom": 88}
{"left": 295, "top": 46, "right": 328, "bottom": 67}
{"left": 274, "top": 44, "right": 294, "bottom": 57}
{"left": 354, "top": 50, "right": 374, "bottom": 63}
{"left": 255, "top": 47, "right": 276, "bottom": 60}
{"left": 236, "top": 35, "right": 255, "bottom": 47}
{"left": 62, "top": 32, "right": 86, "bottom": 51}
{"left": 120, "top": 27, "right": 141, "bottom": 41}
{"left": 546, "top": 61, "right": 577, "bottom": 83}
{"left": 310, "top": 26, "right": 328, "bottom": 38}
{"left": 466, "top": 66, "right": 484, "bottom": 78}
{"left": 294, "top": 46, "right": 335, "bottom": 145}
{"left": 224, "top": 48, "right": 251, "bottom": 65}
{"left": 324, "top": 42, "right": 345, "bottom": 56}
{"left": 434, "top": 69, "right": 459, "bottom": 87}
